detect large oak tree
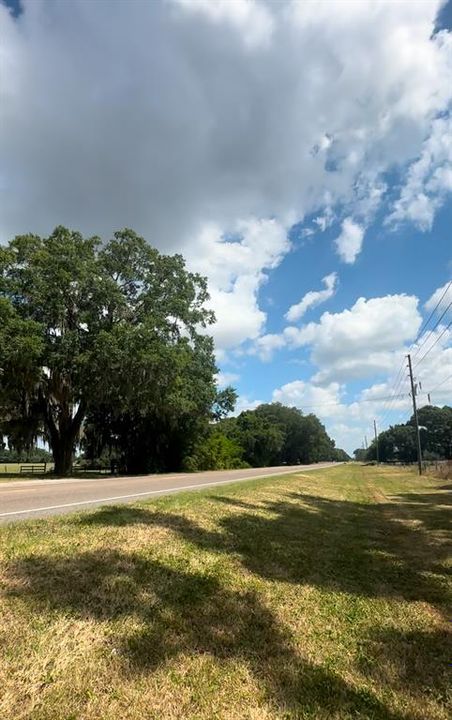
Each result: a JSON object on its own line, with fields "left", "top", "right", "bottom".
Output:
{"left": 0, "top": 227, "right": 220, "bottom": 475}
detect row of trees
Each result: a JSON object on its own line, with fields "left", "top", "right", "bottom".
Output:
{"left": 0, "top": 447, "right": 52, "bottom": 464}
{"left": 0, "top": 226, "right": 345, "bottom": 475}
{"left": 185, "top": 403, "right": 349, "bottom": 471}
{"left": 354, "top": 405, "right": 452, "bottom": 463}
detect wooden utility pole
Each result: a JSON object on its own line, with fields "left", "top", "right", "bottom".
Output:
{"left": 407, "top": 353, "right": 423, "bottom": 475}
{"left": 373, "top": 419, "right": 379, "bottom": 463}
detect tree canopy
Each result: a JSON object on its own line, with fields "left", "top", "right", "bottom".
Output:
{"left": 365, "top": 405, "right": 452, "bottom": 463}
{"left": 0, "top": 227, "right": 227, "bottom": 474}
{"left": 211, "top": 402, "right": 346, "bottom": 469}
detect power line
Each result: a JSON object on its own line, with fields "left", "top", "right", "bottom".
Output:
{"left": 414, "top": 320, "right": 452, "bottom": 368}
{"left": 297, "top": 392, "right": 411, "bottom": 411}
{"left": 412, "top": 279, "right": 452, "bottom": 355}
{"left": 374, "top": 358, "right": 409, "bottom": 428}
{"left": 428, "top": 373, "right": 452, "bottom": 394}
{"left": 295, "top": 284, "right": 451, "bottom": 432}
{"left": 412, "top": 297, "right": 452, "bottom": 360}
{"left": 292, "top": 387, "right": 441, "bottom": 415}
{"left": 374, "top": 281, "right": 452, "bottom": 432}
{"left": 377, "top": 364, "right": 414, "bottom": 429}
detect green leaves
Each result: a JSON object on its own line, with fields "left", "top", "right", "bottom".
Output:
{"left": 0, "top": 298, "right": 45, "bottom": 454}
{"left": 368, "top": 405, "right": 452, "bottom": 462}
{"left": 219, "top": 402, "right": 337, "bottom": 467}
{"left": 184, "top": 431, "right": 246, "bottom": 472}
{"left": 0, "top": 226, "right": 221, "bottom": 473}
{"left": 0, "top": 298, "right": 44, "bottom": 405}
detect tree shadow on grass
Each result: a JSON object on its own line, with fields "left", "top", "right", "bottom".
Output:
{"left": 358, "top": 626, "right": 452, "bottom": 709}
{"left": 78, "top": 505, "right": 159, "bottom": 527}
{"left": 6, "top": 549, "right": 407, "bottom": 719}
{"left": 50, "top": 487, "right": 451, "bottom": 716}
{"left": 388, "top": 489, "right": 452, "bottom": 532}
{"left": 213, "top": 495, "right": 265, "bottom": 511}
{"left": 78, "top": 489, "right": 451, "bottom": 609}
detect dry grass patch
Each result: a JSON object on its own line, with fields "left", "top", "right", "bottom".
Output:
{"left": 1, "top": 464, "right": 451, "bottom": 719}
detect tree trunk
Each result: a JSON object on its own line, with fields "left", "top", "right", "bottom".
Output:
{"left": 52, "top": 435, "right": 75, "bottom": 475}
{"left": 41, "top": 395, "right": 86, "bottom": 476}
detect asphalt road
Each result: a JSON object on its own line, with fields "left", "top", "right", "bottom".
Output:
{"left": 0, "top": 463, "right": 339, "bottom": 523}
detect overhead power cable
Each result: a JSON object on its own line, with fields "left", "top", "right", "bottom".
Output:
{"left": 412, "top": 297, "right": 452, "bottom": 360}
{"left": 428, "top": 373, "right": 452, "bottom": 393}
{"left": 377, "top": 364, "right": 411, "bottom": 429}
{"left": 414, "top": 320, "right": 452, "bottom": 368}
{"left": 356, "top": 288, "right": 450, "bottom": 429}
{"left": 412, "top": 279, "right": 452, "bottom": 356}
{"left": 297, "top": 392, "right": 411, "bottom": 411}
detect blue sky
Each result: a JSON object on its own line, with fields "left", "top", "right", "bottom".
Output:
{"left": 1, "top": 0, "right": 452, "bottom": 452}
{"left": 237, "top": 199, "right": 452, "bottom": 388}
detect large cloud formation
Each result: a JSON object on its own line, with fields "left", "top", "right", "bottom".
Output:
{"left": 284, "top": 294, "right": 422, "bottom": 383}
{"left": 271, "top": 282, "right": 451, "bottom": 452}
{"left": 1, "top": 0, "right": 452, "bottom": 351}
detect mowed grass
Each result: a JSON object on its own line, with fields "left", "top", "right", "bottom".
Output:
{"left": 0, "top": 465, "right": 451, "bottom": 720}
{"left": 0, "top": 463, "right": 28, "bottom": 478}
{"left": 0, "top": 463, "right": 54, "bottom": 482}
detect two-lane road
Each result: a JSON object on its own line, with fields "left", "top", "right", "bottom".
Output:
{"left": 0, "top": 463, "right": 339, "bottom": 522}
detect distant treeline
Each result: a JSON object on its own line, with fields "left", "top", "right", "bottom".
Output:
{"left": 183, "top": 403, "right": 349, "bottom": 471}
{"left": 81, "top": 402, "right": 349, "bottom": 473}
{"left": 0, "top": 447, "right": 53, "bottom": 464}
{"left": 354, "top": 405, "right": 452, "bottom": 463}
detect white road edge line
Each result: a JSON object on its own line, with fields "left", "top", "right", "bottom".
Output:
{"left": 0, "top": 467, "right": 331, "bottom": 518}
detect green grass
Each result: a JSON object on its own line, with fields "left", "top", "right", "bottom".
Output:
{"left": 0, "top": 462, "right": 55, "bottom": 481}
{"left": 1, "top": 464, "right": 451, "bottom": 719}
{"left": 0, "top": 464, "right": 112, "bottom": 482}
{"left": 0, "top": 462, "right": 30, "bottom": 478}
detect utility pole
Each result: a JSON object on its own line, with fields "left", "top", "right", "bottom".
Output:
{"left": 407, "top": 353, "right": 423, "bottom": 475}
{"left": 364, "top": 435, "right": 368, "bottom": 451}
{"left": 373, "top": 419, "right": 379, "bottom": 463}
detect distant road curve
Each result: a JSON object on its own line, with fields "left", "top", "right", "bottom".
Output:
{"left": 0, "top": 463, "right": 340, "bottom": 523}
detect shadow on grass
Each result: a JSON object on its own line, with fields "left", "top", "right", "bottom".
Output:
{"left": 6, "top": 484, "right": 452, "bottom": 717}
{"left": 0, "top": 472, "right": 52, "bottom": 481}
{"left": 389, "top": 489, "right": 452, "bottom": 532}
{"left": 7, "top": 549, "right": 407, "bottom": 719}
{"left": 358, "top": 626, "right": 452, "bottom": 706}
{"left": 79, "top": 490, "right": 452, "bottom": 608}
{"left": 213, "top": 495, "right": 265, "bottom": 511}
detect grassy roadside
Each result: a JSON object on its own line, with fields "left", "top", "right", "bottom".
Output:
{"left": 1, "top": 464, "right": 451, "bottom": 719}
{"left": 0, "top": 463, "right": 115, "bottom": 482}
{"left": 0, "top": 462, "right": 55, "bottom": 482}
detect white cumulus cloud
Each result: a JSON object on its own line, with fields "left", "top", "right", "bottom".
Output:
{"left": 334, "top": 218, "right": 365, "bottom": 264}
{"left": 286, "top": 272, "right": 338, "bottom": 322}
{"left": 216, "top": 371, "right": 240, "bottom": 388}
{"left": 232, "top": 395, "right": 263, "bottom": 415}
{"left": 1, "top": 0, "right": 452, "bottom": 354}
{"left": 270, "top": 377, "right": 379, "bottom": 452}
{"left": 171, "top": 0, "right": 274, "bottom": 49}
{"left": 272, "top": 380, "right": 343, "bottom": 417}
{"left": 389, "top": 115, "right": 452, "bottom": 229}
{"left": 252, "top": 333, "right": 287, "bottom": 362}
{"left": 187, "top": 217, "right": 290, "bottom": 351}
{"left": 285, "top": 294, "right": 422, "bottom": 383}
{"left": 271, "top": 288, "right": 451, "bottom": 453}
{"left": 424, "top": 279, "right": 452, "bottom": 313}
